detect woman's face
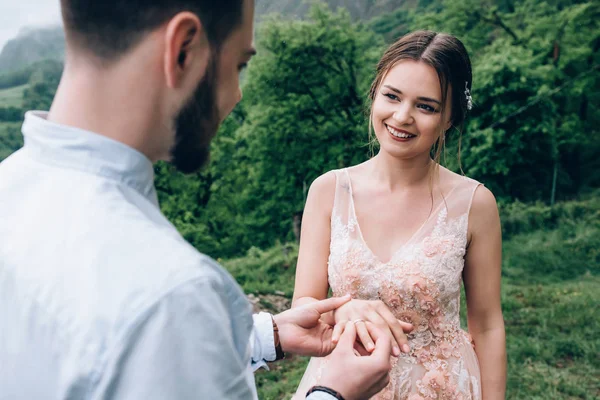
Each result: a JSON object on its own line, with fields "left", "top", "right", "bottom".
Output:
{"left": 371, "top": 60, "right": 452, "bottom": 161}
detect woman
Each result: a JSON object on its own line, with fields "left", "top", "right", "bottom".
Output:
{"left": 292, "top": 31, "right": 506, "bottom": 399}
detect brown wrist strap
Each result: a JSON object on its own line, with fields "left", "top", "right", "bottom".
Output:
{"left": 271, "top": 315, "right": 285, "bottom": 361}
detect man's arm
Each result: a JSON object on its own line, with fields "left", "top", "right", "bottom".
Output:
{"left": 251, "top": 312, "right": 339, "bottom": 400}
{"left": 92, "top": 276, "right": 255, "bottom": 399}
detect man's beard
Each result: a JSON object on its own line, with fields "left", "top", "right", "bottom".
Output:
{"left": 170, "top": 56, "right": 220, "bottom": 174}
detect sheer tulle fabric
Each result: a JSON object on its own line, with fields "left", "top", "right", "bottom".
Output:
{"left": 293, "top": 169, "right": 482, "bottom": 400}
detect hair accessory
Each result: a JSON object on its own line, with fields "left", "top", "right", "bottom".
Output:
{"left": 464, "top": 82, "right": 473, "bottom": 111}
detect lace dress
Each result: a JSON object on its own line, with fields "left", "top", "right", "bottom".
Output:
{"left": 293, "top": 168, "right": 482, "bottom": 400}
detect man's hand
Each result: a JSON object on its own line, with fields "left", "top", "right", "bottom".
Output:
{"left": 319, "top": 321, "right": 393, "bottom": 400}
{"left": 273, "top": 295, "right": 351, "bottom": 357}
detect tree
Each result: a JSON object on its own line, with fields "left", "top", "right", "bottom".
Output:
{"left": 413, "top": 0, "right": 600, "bottom": 202}
{"left": 220, "top": 4, "right": 384, "bottom": 250}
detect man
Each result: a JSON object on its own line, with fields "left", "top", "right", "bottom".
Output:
{"left": 0, "top": 1, "right": 398, "bottom": 399}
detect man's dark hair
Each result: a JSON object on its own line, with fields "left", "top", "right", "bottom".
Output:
{"left": 60, "top": 0, "right": 245, "bottom": 60}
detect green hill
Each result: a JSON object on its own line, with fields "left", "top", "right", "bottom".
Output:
{"left": 0, "top": 84, "right": 27, "bottom": 108}
{"left": 0, "top": 27, "right": 64, "bottom": 73}
{"left": 0, "top": 1, "right": 417, "bottom": 74}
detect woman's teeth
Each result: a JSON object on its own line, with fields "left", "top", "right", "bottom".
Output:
{"left": 387, "top": 125, "right": 415, "bottom": 138}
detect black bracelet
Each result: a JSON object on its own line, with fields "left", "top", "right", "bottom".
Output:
{"left": 306, "top": 385, "right": 346, "bottom": 400}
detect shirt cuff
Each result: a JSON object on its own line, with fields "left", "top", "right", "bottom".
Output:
{"left": 250, "top": 312, "right": 277, "bottom": 371}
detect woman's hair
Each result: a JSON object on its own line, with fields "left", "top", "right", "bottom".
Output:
{"left": 368, "top": 30, "right": 473, "bottom": 167}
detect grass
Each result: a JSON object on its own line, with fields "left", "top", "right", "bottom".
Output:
{"left": 222, "top": 199, "right": 600, "bottom": 400}
{"left": 0, "top": 84, "right": 27, "bottom": 108}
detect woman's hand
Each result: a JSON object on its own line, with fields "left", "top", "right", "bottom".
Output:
{"left": 331, "top": 299, "right": 413, "bottom": 356}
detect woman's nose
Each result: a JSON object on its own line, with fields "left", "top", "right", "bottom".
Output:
{"left": 392, "top": 104, "right": 414, "bottom": 125}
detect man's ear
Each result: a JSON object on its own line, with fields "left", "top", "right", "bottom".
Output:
{"left": 163, "top": 12, "right": 209, "bottom": 89}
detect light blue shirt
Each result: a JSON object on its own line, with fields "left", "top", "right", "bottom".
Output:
{"left": 0, "top": 112, "right": 333, "bottom": 400}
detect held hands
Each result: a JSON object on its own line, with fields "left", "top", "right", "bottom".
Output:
{"left": 319, "top": 321, "right": 393, "bottom": 400}
{"left": 273, "top": 295, "right": 352, "bottom": 357}
{"left": 331, "top": 299, "right": 413, "bottom": 356}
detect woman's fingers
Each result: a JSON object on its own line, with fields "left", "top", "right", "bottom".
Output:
{"left": 375, "top": 303, "right": 412, "bottom": 354}
{"left": 365, "top": 312, "right": 401, "bottom": 356}
{"left": 363, "top": 320, "right": 400, "bottom": 356}
{"left": 331, "top": 320, "right": 347, "bottom": 344}
{"left": 354, "top": 320, "right": 375, "bottom": 352}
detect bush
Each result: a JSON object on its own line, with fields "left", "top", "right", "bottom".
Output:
{"left": 0, "top": 107, "right": 23, "bottom": 122}
{"left": 500, "top": 194, "right": 600, "bottom": 240}
{"left": 222, "top": 243, "right": 298, "bottom": 297}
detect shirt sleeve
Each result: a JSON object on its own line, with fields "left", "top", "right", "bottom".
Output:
{"left": 250, "top": 312, "right": 277, "bottom": 371}
{"left": 250, "top": 315, "right": 337, "bottom": 400}
{"left": 91, "top": 276, "right": 256, "bottom": 400}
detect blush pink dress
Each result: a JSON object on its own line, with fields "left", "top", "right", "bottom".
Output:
{"left": 294, "top": 168, "right": 483, "bottom": 400}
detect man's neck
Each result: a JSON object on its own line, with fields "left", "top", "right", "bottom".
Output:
{"left": 48, "top": 60, "right": 167, "bottom": 162}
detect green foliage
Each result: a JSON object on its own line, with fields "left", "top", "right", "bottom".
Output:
{"left": 209, "top": 5, "right": 383, "bottom": 252}
{"left": 0, "top": 107, "right": 22, "bottom": 122}
{"left": 0, "top": 85, "right": 27, "bottom": 109}
{"left": 411, "top": 0, "right": 600, "bottom": 202}
{"left": 222, "top": 243, "right": 298, "bottom": 297}
{"left": 21, "top": 60, "right": 62, "bottom": 111}
{"left": 0, "top": 69, "right": 31, "bottom": 90}
{"left": 0, "top": 122, "right": 24, "bottom": 161}
{"left": 0, "top": 59, "right": 63, "bottom": 119}
{"left": 499, "top": 192, "right": 600, "bottom": 239}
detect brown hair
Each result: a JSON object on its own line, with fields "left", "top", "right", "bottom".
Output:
{"left": 368, "top": 30, "right": 473, "bottom": 169}
{"left": 61, "top": 0, "right": 245, "bottom": 61}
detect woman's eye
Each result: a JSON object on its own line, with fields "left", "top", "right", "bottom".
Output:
{"left": 418, "top": 104, "right": 437, "bottom": 113}
{"left": 384, "top": 93, "right": 399, "bottom": 101}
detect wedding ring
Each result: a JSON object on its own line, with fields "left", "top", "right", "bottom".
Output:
{"left": 353, "top": 319, "right": 365, "bottom": 324}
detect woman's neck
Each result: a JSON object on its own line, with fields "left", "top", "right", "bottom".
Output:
{"left": 367, "top": 151, "right": 434, "bottom": 192}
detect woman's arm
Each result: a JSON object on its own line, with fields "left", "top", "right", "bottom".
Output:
{"left": 292, "top": 172, "right": 411, "bottom": 355}
{"left": 464, "top": 186, "right": 507, "bottom": 400}
{"left": 292, "top": 172, "right": 336, "bottom": 317}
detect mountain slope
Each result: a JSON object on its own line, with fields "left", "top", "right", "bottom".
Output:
{"left": 0, "top": 1, "right": 416, "bottom": 74}
{"left": 0, "top": 26, "right": 65, "bottom": 73}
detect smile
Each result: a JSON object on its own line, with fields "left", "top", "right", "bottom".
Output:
{"left": 386, "top": 124, "right": 416, "bottom": 139}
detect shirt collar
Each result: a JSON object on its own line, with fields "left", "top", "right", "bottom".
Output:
{"left": 22, "top": 111, "right": 157, "bottom": 203}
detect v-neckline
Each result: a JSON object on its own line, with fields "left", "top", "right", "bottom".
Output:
{"left": 344, "top": 168, "right": 452, "bottom": 265}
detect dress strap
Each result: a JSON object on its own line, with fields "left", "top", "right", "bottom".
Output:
{"left": 330, "top": 169, "right": 353, "bottom": 228}
{"left": 467, "top": 180, "right": 484, "bottom": 217}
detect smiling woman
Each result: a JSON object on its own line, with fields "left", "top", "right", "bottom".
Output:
{"left": 292, "top": 30, "right": 506, "bottom": 400}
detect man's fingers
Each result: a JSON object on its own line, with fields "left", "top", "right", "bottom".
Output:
{"left": 312, "top": 295, "right": 352, "bottom": 315}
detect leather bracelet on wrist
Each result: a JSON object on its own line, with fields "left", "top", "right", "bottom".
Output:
{"left": 306, "top": 386, "right": 345, "bottom": 400}
{"left": 271, "top": 315, "right": 285, "bottom": 361}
